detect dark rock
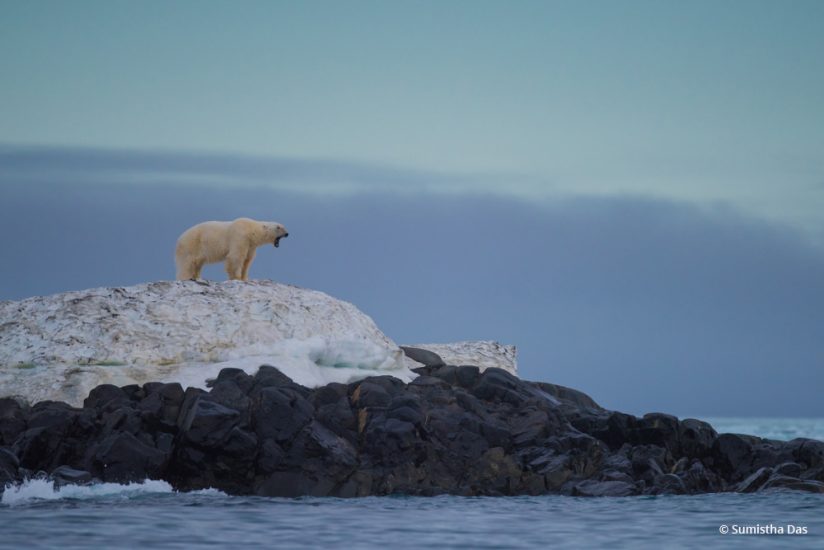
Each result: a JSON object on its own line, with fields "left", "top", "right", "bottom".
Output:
{"left": 400, "top": 346, "right": 445, "bottom": 368}
{"left": 530, "top": 453, "right": 573, "bottom": 490}
{"left": 12, "top": 427, "right": 51, "bottom": 469}
{"left": 678, "top": 418, "right": 717, "bottom": 459}
{"left": 650, "top": 473, "right": 687, "bottom": 495}
{"left": 0, "top": 397, "right": 28, "bottom": 446}
{"left": 712, "top": 434, "right": 759, "bottom": 480}
{"left": 155, "top": 432, "right": 174, "bottom": 453}
{"left": 206, "top": 367, "right": 246, "bottom": 387}
{"left": 179, "top": 397, "right": 240, "bottom": 448}
{"left": 7, "top": 361, "right": 824, "bottom": 497}
{"left": 789, "top": 439, "right": 824, "bottom": 469}
{"left": 84, "top": 384, "right": 129, "bottom": 410}
{"left": 601, "top": 452, "right": 633, "bottom": 474}
{"left": 635, "top": 413, "right": 680, "bottom": 455}
{"left": 630, "top": 445, "right": 670, "bottom": 482}
{"left": 409, "top": 375, "right": 451, "bottom": 390}
{"left": 671, "top": 456, "right": 689, "bottom": 474}
{"left": 572, "top": 479, "right": 636, "bottom": 497}
{"left": 251, "top": 365, "right": 307, "bottom": 397}
{"left": 388, "top": 405, "right": 423, "bottom": 426}
{"left": 100, "top": 406, "right": 142, "bottom": 437}
{"left": 454, "top": 366, "right": 481, "bottom": 388}
{"left": 472, "top": 368, "right": 529, "bottom": 405}
{"left": 351, "top": 381, "right": 392, "bottom": 408}
{"left": 600, "top": 469, "right": 635, "bottom": 484}
{"left": 467, "top": 447, "right": 522, "bottom": 495}
{"left": 120, "top": 384, "right": 144, "bottom": 401}
{"left": 27, "top": 401, "right": 78, "bottom": 431}
{"left": 736, "top": 466, "right": 773, "bottom": 493}
{"left": 176, "top": 387, "right": 208, "bottom": 429}
{"left": 253, "top": 387, "right": 313, "bottom": 444}
{"left": 429, "top": 365, "right": 459, "bottom": 385}
{"left": 288, "top": 421, "right": 357, "bottom": 468}
{"left": 315, "top": 395, "right": 357, "bottom": 442}
{"left": 574, "top": 412, "right": 638, "bottom": 450}
{"left": 511, "top": 407, "right": 554, "bottom": 447}
{"left": 93, "top": 432, "right": 168, "bottom": 482}
{"left": 12, "top": 402, "right": 84, "bottom": 471}
{"left": 759, "top": 475, "right": 824, "bottom": 493}
{"left": 533, "top": 382, "right": 602, "bottom": 410}
{"left": 774, "top": 462, "right": 803, "bottom": 478}
{"left": 681, "top": 460, "right": 723, "bottom": 493}
{"left": 256, "top": 439, "right": 286, "bottom": 474}
{"left": 222, "top": 427, "right": 258, "bottom": 456}
{"left": 139, "top": 382, "right": 184, "bottom": 430}
{"left": 0, "top": 447, "right": 20, "bottom": 487}
{"left": 208, "top": 380, "right": 252, "bottom": 424}
{"left": 51, "top": 465, "right": 93, "bottom": 487}
{"left": 311, "top": 383, "right": 348, "bottom": 408}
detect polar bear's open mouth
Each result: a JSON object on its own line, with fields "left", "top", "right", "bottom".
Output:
{"left": 274, "top": 233, "right": 288, "bottom": 247}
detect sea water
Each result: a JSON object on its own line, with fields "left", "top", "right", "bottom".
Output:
{"left": 2, "top": 419, "right": 823, "bottom": 550}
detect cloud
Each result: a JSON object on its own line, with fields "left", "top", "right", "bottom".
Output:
{"left": 1, "top": 146, "right": 822, "bottom": 418}
{"left": 0, "top": 144, "right": 542, "bottom": 196}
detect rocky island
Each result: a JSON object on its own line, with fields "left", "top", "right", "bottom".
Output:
{"left": 1, "top": 281, "right": 822, "bottom": 497}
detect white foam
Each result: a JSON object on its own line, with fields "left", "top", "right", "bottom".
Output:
{"left": 1, "top": 478, "right": 173, "bottom": 506}
{"left": 1, "top": 478, "right": 228, "bottom": 506}
{"left": 186, "top": 487, "right": 229, "bottom": 496}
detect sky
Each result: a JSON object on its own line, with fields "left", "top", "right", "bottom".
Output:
{"left": 1, "top": 1, "right": 823, "bottom": 416}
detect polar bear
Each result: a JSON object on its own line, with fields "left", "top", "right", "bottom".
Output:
{"left": 175, "top": 218, "right": 289, "bottom": 281}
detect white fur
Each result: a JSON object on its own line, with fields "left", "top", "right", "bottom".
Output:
{"left": 175, "top": 218, "right": 288, "bottom": 280}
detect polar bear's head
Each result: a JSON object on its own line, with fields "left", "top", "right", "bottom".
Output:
{"left": 263, "top": 222, "right": 289, "bottom": 247}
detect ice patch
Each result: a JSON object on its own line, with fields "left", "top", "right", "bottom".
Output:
{"left": 0, "top": 281, "right": 414, "bottom": 405}
{"left": 175, "top": 336, "right": 415, "bottom": 391}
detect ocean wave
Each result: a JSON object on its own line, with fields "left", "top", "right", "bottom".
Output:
{"left": 1, "top": 478, "right": 226, "bottom": 506}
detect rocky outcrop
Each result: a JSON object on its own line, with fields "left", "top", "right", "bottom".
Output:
{"left": 2, "top": 361, "right": 822, "bottom": 497}
{"left": 401, "top": 341, "right": 517, "bottom": 376}
{"left": 1, "top": 283, "right": 820, "bottom": 497}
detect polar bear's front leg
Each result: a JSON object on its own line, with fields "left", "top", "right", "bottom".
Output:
{"left": 241, "top": 249, "right": 256, "bottom": 281}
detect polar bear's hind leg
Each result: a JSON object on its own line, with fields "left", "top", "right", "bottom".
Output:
{"left": 225, "top": 253, "right": 245, "bottom": 281}
{"left": 176, "top": 255, "right": 203, "bottom": 280}
{"left": 241, "top": 249, "right": 256, "bottom": 281}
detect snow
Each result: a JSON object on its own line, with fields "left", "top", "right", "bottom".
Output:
{"left": 0, "top": 280, "right": 411, "bottom": 405}
{"left": 0, "top": 280, "right": 518, "bottom": 406}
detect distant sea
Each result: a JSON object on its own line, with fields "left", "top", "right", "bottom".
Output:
{"left": 2, "top": 418, "right": 822, "bottom": 549}
{"left": 699, "top": 417, "right": 824, "bottom": 442}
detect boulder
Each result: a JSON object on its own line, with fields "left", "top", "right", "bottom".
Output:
{"left": 92, "top": 432, "right": 168, "bottom": 482}
{"left": 572, "top": 479, "right": 637, "bottom": 497}
{"left": 0, "top": 447, "right": 20, "bottom": 487}
{"left": 400, "top": 346, "right": 445, "bottom": 368}
{"left": 51, "top": 465, "right": 94, "bottom": 487}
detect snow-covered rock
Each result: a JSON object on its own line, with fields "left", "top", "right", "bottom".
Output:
{"left": 402, "top": 341, "right": 517, "bottom": 375}
{"left": 0, "top": 280, "right": 413, "bottom": 406}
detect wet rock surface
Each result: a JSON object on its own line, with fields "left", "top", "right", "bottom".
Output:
{"left": 2, "top": 362, "right": 823, "bottom": 497}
